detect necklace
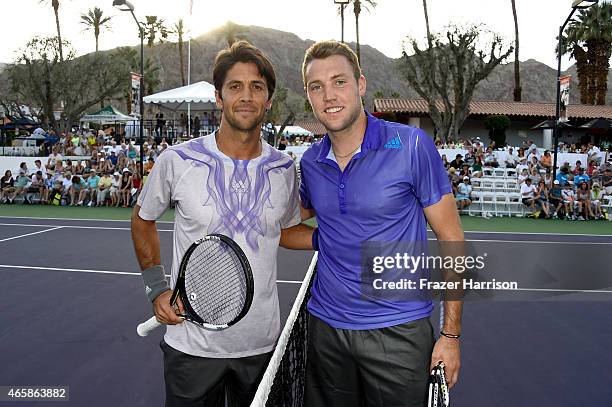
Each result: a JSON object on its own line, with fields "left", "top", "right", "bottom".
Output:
{"left": 333, "top": 144, "right": 360, "bottom": 159}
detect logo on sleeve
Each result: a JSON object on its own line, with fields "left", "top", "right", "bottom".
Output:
{"left": 384, "top": 133, "right": 402, "bottom": 149}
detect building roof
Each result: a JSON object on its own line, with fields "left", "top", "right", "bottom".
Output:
{"left": 373, "top": 99, "right": 612, "bottom": 120}
{"left": 293, "top": 120, "right": 326, "bottom": 135}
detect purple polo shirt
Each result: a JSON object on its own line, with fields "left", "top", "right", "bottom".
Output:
{"left": 299, "top": 112, "right": 452, "bottom": 329}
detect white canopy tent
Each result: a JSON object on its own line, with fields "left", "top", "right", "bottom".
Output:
{"left": 79, "top": 105, "right": 134, "bottom": 124}
{"left": 143, "top": 81, "right": 217, "bottom": 111}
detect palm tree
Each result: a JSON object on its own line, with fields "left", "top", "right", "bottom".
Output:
{"left": 562, "top": 2, "right": 612, "bottom": 105}
{"left": 80, "top": 7, "right": 112, "bottom": 53}
{"left": 171, "top": 19, "right": 186, "bottom": 86}
{"left": 559, "top": 22, "right": 589, "bottom": 104}
{"left": 511, "top": 0, "right": 521, "bottom": 101}
{"left": 349, "top": 0, "right": 377, "bottom": 64}
{"left": 40, "top": 0, "right": 64, "bottom": 62}
{"left": 144, "top": 16, "right": 169, "bottom": 47}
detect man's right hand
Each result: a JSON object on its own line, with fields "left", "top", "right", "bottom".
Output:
{"left": 152, "top": 290, "right": 185, "bottom": 325}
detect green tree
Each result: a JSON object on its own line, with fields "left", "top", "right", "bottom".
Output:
{"left": 39, "top": 0, "right": 64, "bottom": 62}
{"left": 144, "top": 16, "right": 169, "bottom": 47}
{"left": 399, "top": 25, "right": 513, "bottom": 142}
{"left": 561, "top": 2, "right": 612, "bottom": 105}
{"left": 80, "top": 7, "right": 112, "bottom": 53}
{"left": 8, "top": 37, "right": 141, "bottom": 130}
{"left": 171, "top": 19, "right": 186, "bottom": 86}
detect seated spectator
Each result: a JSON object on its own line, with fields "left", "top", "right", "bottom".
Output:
{"left": 572, "top": 160, "right": 584, "bottom": 175}
{"left": 561, "top": 184, "right": 576, "bottom": 220}
{"left": 535, "top": 180, "right": 551, "bottom": 219}
{"left": 29, "top": 170, "right": 47, "bottom": 204}
{"left": 64, "top": 159, "right": 74, "bottom": 174}
{"left": 543, "top": 169, "right": 553, "bottom": 187}
{"left": 74, "top": 161, "right": 85, "bottom": 175}
{"left": 119, "top": 169, "right": 132, "bottom": 208}
{"left": 455, "top": 176, "right": 472, "bottom": 213}
{"left": 529, "top": 168, "right": 542, "bottom": 185}
{"left": 587, "top": 142, "right": 602, "bottom": 165}
{"left": 484, "top": 147, "right": 499, "bottom": 168}
{"left": 128, "top": 144, "right": 138, "bottom": 162}
{"left": 441, "top": 154, "right": 449, "bottom": 169}
{"left": 517, "top": 168, "right": 529, "bottom": 185}
{"left": 574, "top": 167, "right": 590, "bottom": 186}
{"left": 110, "top": 172, "right": 121, "bottom": 206}
{"left": 528, "top": 156, "right": 541, "bottom": 171}
{"left": 448, "top": 167, "right": 460, "bottom": 186}
{"left": 14, "top": 170, "right": 31, "bottom": 203}
{"left": 47, "top": 146, "right": 63, "bottom": 170}
{"left": 556, "top": 167, "right": 570, "bottom": 186}
{"left": 590, "top": 182, "right": 604, "bottom": 219}
{"left": 459, "top": 164, "right": 471, "bottom": 179}
{"left": 587, "top": 160, "right": 597, "bottom": 177}
{"left": 539, "top": 151, "right": 552, "bottom": 170}
{"left": 471, "top": 156, "right": 484, "bottom": 178}
{"left": 463, "top": 147, "right": 475, "bottom": 166}
{"left": 96, "top": 172, "right": 112, "bottom": 207}
{"left": 549, "top": 180, "right": 564, "bottom": 219}
{"left": 449, "top": 154, "right": 464, "bottom": 169}
{"left": 131, "top": 170, "right": 143, "bottom": 205}
{"left": 600, "top": 167, "right": 612, "bottom": 195}
{"left": 575, "top": 182, "right": 593, "bottom": 221}
{"left": 108, "top": 151, "right": 119, "bottom": 168}
{"left": 83, "top": 169, "right": 100, "bottom": 206}
{"left": 69, "top": 175, "right": 87, "bottom": 206}
{"left": 1, "top": 170, "right": 16, "bottom": 204}
{"left": 505, "top": 147, "right": 518, "bottom": 168}
{"left": 520, "top": 177, "right": 538, "bottom": 214}
{"left": 144, "top": 156, "right": 155, "bottom": 174}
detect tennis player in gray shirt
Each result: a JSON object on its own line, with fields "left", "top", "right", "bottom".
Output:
{"left": 131, "top": 41, "right": 308, "bottom": 406}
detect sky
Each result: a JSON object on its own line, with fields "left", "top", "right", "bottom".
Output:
{"left": 1, "top": 0, "right": 604, "bottom": 71}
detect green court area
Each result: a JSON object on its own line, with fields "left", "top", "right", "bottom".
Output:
{"left": 0, "top": 205, "right": 611, "bottom": 235}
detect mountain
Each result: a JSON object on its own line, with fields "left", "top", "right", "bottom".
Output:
{"left": 2, "top": 23, "right": 609, "bottom": 120}
{"left": 142, "top": 23, "right": 610, "bottom": 113}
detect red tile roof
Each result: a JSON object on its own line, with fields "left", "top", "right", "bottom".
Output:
{"left": 293, "top": 120, "right": 326, "bottom": 135}
{"left": 373, "top": 98, "right": 612, "bottom": 120}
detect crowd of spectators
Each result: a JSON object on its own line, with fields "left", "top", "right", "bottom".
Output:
{"left": 443, "top": 137, "right": 611, "bottom": 220}
{"left": 0, "top": 129, "right": 167, "bottom": 207}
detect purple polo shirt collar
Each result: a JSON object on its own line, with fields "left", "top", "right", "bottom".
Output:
{"left": 315, "top": 111, "right": 382, "bottom": 164}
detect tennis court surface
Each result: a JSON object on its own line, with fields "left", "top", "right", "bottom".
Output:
{"left": 0, "top": 216, "right": 610, "bottom": 406}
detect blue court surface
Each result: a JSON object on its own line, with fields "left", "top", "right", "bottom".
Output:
{"left": 0, "top": 216, "right": 610, "bottom": 406}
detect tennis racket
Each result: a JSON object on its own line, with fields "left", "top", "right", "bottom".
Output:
{"left": 428, "top": 362, "right": 450, "bottom": 407}
{"left": 137, "top": 234, "right": 254, "bottom": 337}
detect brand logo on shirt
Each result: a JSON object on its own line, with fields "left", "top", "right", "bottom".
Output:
{"left": 383, "top": 134, "right": 402, "bottom": 149}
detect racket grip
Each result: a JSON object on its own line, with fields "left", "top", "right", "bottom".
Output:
{"left": 137, "top": 316, "right": 163, "bottom": 337}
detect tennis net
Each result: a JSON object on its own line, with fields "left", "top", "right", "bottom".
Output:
{"left": 250, "top": 252, "right": 318, "bottom": 407}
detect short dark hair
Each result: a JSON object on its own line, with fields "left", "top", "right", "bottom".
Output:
{"left": 302, "top": 40, "right": 361, "bottom": 86}
{"left": 213, "top": 41, "right": 276, "bottom": 101}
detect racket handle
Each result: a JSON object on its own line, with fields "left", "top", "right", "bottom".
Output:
{"left": 137, "top": 316, "right": 163, "bottom": 337}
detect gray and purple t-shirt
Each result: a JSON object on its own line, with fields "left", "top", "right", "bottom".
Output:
{"left": 138, "top": 133, "right": 301, "bottom": 358}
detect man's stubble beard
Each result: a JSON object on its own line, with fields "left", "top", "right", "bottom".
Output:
{"left": 223, "top": 109, "right": 266, "bottom": 133}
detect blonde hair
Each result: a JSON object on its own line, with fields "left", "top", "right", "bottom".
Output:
{"left": 302, "top": 40, "right": 361, "bottom": 86}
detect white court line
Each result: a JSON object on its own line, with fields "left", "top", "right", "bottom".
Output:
{"left": 1, "top": 223, "right": 610, "bottom": 244}
{"left": 0, "top": 226, "right": 64, "bottom": 243}
{"left": 0, "top": 215, "right": 174, "bottom": 224}
{"left": 0, "top": 264, "right": 303, "bottom": 284}
{"left": 0, "top": 223, "right": 173, "bottom": 232}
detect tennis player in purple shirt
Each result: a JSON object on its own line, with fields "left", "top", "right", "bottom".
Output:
{"left": 296, "top": 40, "right": 464, "bottom": 406}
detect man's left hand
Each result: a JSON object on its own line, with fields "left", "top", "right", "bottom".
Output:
{"left": 430, "top": 337, "right": 460, "bottom": 388}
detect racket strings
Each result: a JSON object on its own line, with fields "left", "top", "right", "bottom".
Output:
{"left": 184, "top": 240, "right": 249, "bottom": 325}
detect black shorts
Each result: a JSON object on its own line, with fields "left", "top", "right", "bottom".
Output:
{"left": 160, "top": 340, "right": 271, "bottom": 407}
{"left": 305, "top": 315, "right": 435, "bottom": 407}
{"left": 522, "top": 198, "right": 534, "bottom": 205}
